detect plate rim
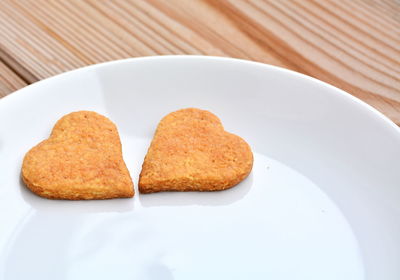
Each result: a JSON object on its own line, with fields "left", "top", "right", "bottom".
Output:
{"left": 1, "top": 55, "right": 399, "bottom": 135}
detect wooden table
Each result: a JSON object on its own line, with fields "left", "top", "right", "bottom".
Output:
{"left": 1, "top": 0, "right": 399, "bottom": 124}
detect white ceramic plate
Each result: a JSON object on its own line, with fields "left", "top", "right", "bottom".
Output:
{"left": 0, "top": 56, "right": 399, "bottom": 280}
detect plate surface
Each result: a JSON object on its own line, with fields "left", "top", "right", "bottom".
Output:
{"left": 0, "top": 56, "right": 399, "bottom": 280}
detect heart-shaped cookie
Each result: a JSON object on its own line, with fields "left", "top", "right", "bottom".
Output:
{"left": 22, "top": 111, "right": 134, "bottom": 200}
{"left": 139, "top": 108, "right": 253, "bottom": 193}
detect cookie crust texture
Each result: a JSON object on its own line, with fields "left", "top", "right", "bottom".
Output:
{"left": 22, "top": 111, "right": 134, "bottom": 200}
{"left": 139, "top": 108, "right": 253, "bottom": 194}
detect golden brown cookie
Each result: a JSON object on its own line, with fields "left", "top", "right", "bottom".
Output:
{"left": 22, "top": 111, "right": 134, "bottom": 200}
{"left": 139, "top": 108, "right": 253, "bottom": 193}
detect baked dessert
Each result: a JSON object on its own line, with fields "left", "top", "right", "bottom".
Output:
{"left": 22, "top": 111, "right": 134, "bottom": 200}
{"left": 139, "top": 108, "right": 253, "bottom": 193}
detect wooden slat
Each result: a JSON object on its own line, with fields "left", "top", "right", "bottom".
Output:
{"left": 0, "top": 0, "right": 399, "bottom": 124}
{"left": 0, "top": 60, "right": 27, "bottom": 98}
{"left": 0, "top": 2, "right": 87, "bottom": 81}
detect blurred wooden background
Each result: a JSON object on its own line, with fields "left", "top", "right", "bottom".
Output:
{"left": 0, "top": 0, "right": 399, "bottom": 124}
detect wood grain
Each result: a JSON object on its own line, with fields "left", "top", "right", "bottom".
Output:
{"left": 0, "top": 60, "right": 27, "bottom": 98}
{"left": 0, "top": 0, "right": 399, "bottom": 124}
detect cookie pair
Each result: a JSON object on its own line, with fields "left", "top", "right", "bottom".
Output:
{"left": 21, "top": 108, "right": 253, "bottom": 200}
